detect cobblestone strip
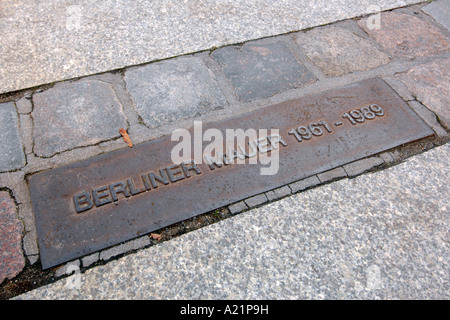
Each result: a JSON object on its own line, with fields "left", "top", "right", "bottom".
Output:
{"left": 0, "top": 3, "right": 449, "bottom": 291}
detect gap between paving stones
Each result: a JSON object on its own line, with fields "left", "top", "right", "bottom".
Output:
{"left": 0, "top": 2, "right": 449, "bottom": 298}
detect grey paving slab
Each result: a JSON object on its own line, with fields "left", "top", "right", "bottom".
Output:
{"left": 32, "top": 79, "right": 127, "bottom": 157}
{"left": 211, "top": 41, "right": 316, "bottom": 101}
{"left": 0, "top": 103, "right": 26, "bottom": 172}
{"left": 423, "top": 0, "right": 450, "bottom": 31}
{"left": 0, "top": 0, "right": 423, "bottom": 94}
{"left": 124, "top": 57, "right": 227, "bottom": 129}
{"left": 16, "top": 144, "right": 449, "bottom": 299}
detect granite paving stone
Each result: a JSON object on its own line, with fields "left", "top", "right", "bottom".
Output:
{"left": 406, "top": 101, "right": 448, "bottom": 138}
{"left": 317, "top": 167, "right": 347, "bottom": 183}
{"left": 422, "top": 0, "right": 450, "bottom": 31}
{"left": 32, "top": 80, "right": 128, "bottom": 158}
{"left": 272, "top": 186, "right": 292, "bottom": 198}
{"left": 124, "top": 56, "right": 227, "bottom": 129}
{"left": 0, "top": 103, "right": 26, "bottom": 172}
{"left": 265, "top": 191, "right": 278, "bottom": 201}
{"left": 0, "top": 191, "right": 25, "bottom": 285}
{"left": 15, "top": 144, "right": 450, "bottom": 299}
{"left": 228, "top": 201, "right": 248, "bottom": 214}
{"left": 358, "top": 11, "right": 450, "bottom": 60}
{"left": 15, "top": 97, "right": 33, "bottom": 115}
{"left": 343, "top": 156, "right": 384, "bottom": 177}
{"left": 296, "top": 26, "right": 390, "bottom": 77}
{"left": 244, "top": 194, "right": 268, "bottom": 208}
{"left": 82, "top": 253, "right": 99, "bottom": 268}
{"left": 99, "top": 236, "right": 150, "bottom": 262}
{"left": 211, "top": 41, "right": 316, "bottom": 101}
{"left": 289, "top": 175, "right": 320, "bottom": 193}
{"left": 397, "top": 58, "right": 450, "bottom": 129}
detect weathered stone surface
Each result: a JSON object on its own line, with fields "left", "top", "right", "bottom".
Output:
{"left": 54, "top": 260, "right": 80, "bottom": 278}
{"left": 265, "top": 190, "right": 278, "bottom": 201}
{"left": 289, "top": 175, "right": 320, "bottom": 193}
{"left": 82, "top": 253, "right": 99, "bottom": 268}
{"left": 0, "top": 103, "right": 26, "bottom": 172}
{"left": 344, "top": 156, "right": 384, "bottom": 177}
{"left": 211, "top": 41, "right": 316, "bottom": 101}
{"left": 15, "top": 97, "right": 33, "bottom": 114}
{"left": 272, "top": 186, "right": 292, "bottom": 198}
{"left": 407, "top": 101, "right": 448, "bottom": 137}
{"left": 358, "top": 12, "right": 450, "bottom": 60}
{"left": 32, "top": 80, "right": 127, "bottom": 157}
{"left": 317, "top": 167, "right": 347, "bottom": 183}
{"left": 0, "top": 191, "right": 25, "bottom": 284}
{"left": 99, "top": 237, "right": 150, "bottom": 262}
{"left": 296, "top": 26, "right": 389, "bottom": 77}
{"left": 228, "top": 201, "right": 248, "bottom": 214}
{"left": 422, "top": 0, "right": 450, "bottom": 31}
{"left": 397, "top": 58, "right": 450, "bottom": 129}
{"left": 124, "top": 56, "right": 227, "bottom": 129}
{"left": 266, "top": 187, "right": 292, "bottom": 201}
{"left": 244, "top": 194, "right": 268, "bottom": 208}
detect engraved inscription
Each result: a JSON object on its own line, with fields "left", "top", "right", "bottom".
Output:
{"left": 342, "top": 104, "right": 384, "bottom": 125}
{"left": 73, "top": 160, "right": 202, "bottom": 213}
{"left": 73, "top": 104, "right": 385, "bottom": 213}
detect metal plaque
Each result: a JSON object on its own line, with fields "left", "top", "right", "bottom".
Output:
{"left": 29, "top": 78, "right": 434, "bottom": 269}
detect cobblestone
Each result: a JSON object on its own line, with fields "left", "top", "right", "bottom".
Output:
{"left": 244, "top": 194, "right": 269, "bottom": 208}
{"left": 317, "top": 167, "right": 347, "bottom": 183}
{"left": 289, "top": 176, "right": 321, "bottom": 193}
{"left": 228, "top": 201, "right": 248, "bottom": 214}
{"left": 81, "top": 253, "right": 99, "bottom": 268}
{"left": 358, "top": 11, "right": 449, "bottom": 60}
{"left": 343, "top": 157, "right": 385, "bottom": 177}
{"left": 422, "top": 0, "right": 450, "bottom": 31}
{"left": 296, "top": 26, "right": 389, "bottom": 77}
{"left": 99, "top": 236, "right": 150, "bottom": 262}
{"left": 32, "top": 80, "right": 128, "bottom": 157}
{"left": 0, "top": 191, "right": 24, "bottom": 284}
{"left": 0, "top": 103, "right": 26, "bottom": 172}
{"left": 124, "top": 56, "right": 227, "bottom": 129}
{"left": 15, "top": 97, "right": 32, "bottom": 115}
{"left": 397, "top": 58, "right": 450, "bottom": 129}
{"left": 211, "top": 41, "right": 316, "bottom": 102}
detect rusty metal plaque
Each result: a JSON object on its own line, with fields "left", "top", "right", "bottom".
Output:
{"left": 29, "top": 78, "right": 434, "bottom": 269}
